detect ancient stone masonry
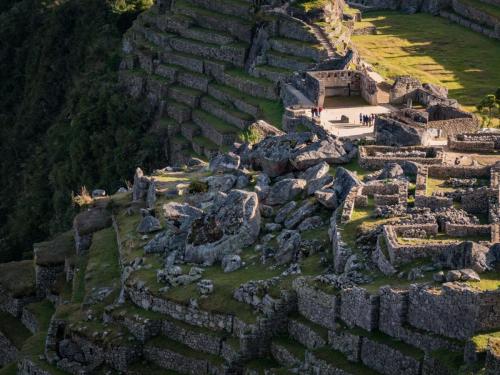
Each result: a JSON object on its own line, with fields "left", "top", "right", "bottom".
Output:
{"left": 348, "top": 0, "right": 500, "bottom": 39}
{"left": 119, "top": 0, "right": 354, "bottom": 164}
{"left": 359, "top": 145, "right": 444, "bottom": 169}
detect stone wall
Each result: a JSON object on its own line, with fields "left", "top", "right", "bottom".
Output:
{"left": 408, "top": 283, "right": 500, "bottom": 340}
{"left": 359, "top": 145, "right": 443, "bottom": 170}
{"left": 449, "top": 133, "right": 500, "bottom": 152}
{"left": 360, "top": 337, "right": 421, "bottom": 375}
{"left": 339, "top": 287, "right": 379, "bottom": 331}
{"left": 445, "top": 223, "right": 491, "bottom": 238}
{"left": 292, "top": 278, "right": 338, "bottom": 330}
{"left": 304, "top": 69, "right": 381, "bottom": 107}
{"left": 0, "top": 331, "right": 18, "bottom": 367}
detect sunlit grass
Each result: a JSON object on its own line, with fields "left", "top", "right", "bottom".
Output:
{"left": 352, "top": 12, "right": 500, "bottom": 112}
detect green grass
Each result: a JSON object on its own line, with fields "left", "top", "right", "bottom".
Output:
{"left": 430, "top": 349, "right": 464, "bottom": 371}
{"left": 165, "top": 247, "right": 286, "bottom": 323}
{"left": 313, "top": 347, "right": 380, "bottom": 375}
{"left": 0, "top": 362, "right": 17, "bottom": 375}
{"left": 209, "top": 83, "right": 284, "bottom": 128}
{"left": 466, "top": 271, "right": 500, "bottom": 291}
{"left": 84, "top": 227, "right": 121, "bottom": 299}
{"left": 0, "top": 310, "right": 32, "bottom": 349}
{"left": 146, "top": 336, "right": 224, "bottom": 365}
{"left": 352, "top": 11, "right": 500, "bottom": 111}
{"left": 471, "top": 330, "right": 500, "bottom": 352}
{"left": 293, "top": 0, "right": 328, "bottom": 12}
{"left": 273, "top": 336, "right": 307, "bottom": 360}
{"left": 458, "top": 0, "right": 500, "bottom": 20}
{"left": 0, "top": 260, "right": 35, "bottom": 297}
{"left": 193, "top": 110, "right": 239, "bottom": 134}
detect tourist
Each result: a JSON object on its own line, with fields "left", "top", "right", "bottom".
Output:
{"left": 318, "top": 106, "right": 323, "bottom": 118}
{"left": 359, "top": 113, "right": 363, "bottom": 124}
{"left": 311, "top": 107, "right": 316, "bottom": 118}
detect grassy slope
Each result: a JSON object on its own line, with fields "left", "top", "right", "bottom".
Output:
{"left": 352, "top": 11, "right": 500, "bottom": 111}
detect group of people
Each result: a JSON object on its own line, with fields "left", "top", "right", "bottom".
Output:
{"left": 360, "top": 113, "right": 376, "bottom": 126}
{"left": 310, "top": 106, "right": 323, "bottom": 118}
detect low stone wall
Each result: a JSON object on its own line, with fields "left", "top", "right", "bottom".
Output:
{"left": 270, "top": 341, "right": 302, "bottom": 368}
{"left": 414, "top": 195, "right": 453, "bottom": 210}
{"left": 340, "top": 287, "right": 380, "bottom": 332}
{"left": 18, "top": 359, "right": 54, "bottom": 375}
{"left": 360, "top": 337, "right": 422, "bottom": 375}
{"left": 292, "top": 278, "right": 338, "bottom": 330}
{"left": 288, "top": 318, "right": 326, "bottom": 350}
{"left": 21, "top": 305, "right": 40, "bottom": 334}
{"left": 359, "top": 145, "right": 443, "bottom": 170}
{"left": 328, "top": 329, "right": 362, "bottom": 361}
{"left": 461, "top": 186, "right": 496, "bottom": 214}
{"left": 383, "top": 224, "right": 465, "bottom": 265}
{"left": 428, "top": 164, "right": 491, "bottom": 179}
{"left": 0, "top": 331, "right": 18, "bottom": 367}
{"left": 0, "top": 286, "right": 39, "bottom": 318}
{"left": 144, "top": 344, "right": 216, "bottom": 374}
{"left": 445, "top": 223, "right": 491, "bottom": 238}
{"left": 126, "top": 284, "right": 234, "bottom": 333}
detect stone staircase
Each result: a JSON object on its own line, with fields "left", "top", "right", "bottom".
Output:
{"left": 310, "top": 23, "right": 338, "bottom": 59}
{"left": 119, "top": 0, "right": 343, "bottom": 165}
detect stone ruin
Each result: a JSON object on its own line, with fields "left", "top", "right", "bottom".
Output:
{"left": 374, "top": 76, "right": 480, "bottom": 146}
{"left": 347, "top": 0, "right": 500, "bottom": 39}
{"left": 1, "top": 123, "right": 498, "bottom": 374}
{"left": 0, "top": 1, "right": 499, "bottom": 375}
{"left": 119, "top": 0, "right": 354, "bottom": 165}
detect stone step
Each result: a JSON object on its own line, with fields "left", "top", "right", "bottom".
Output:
{"left": 271, "top": 336, "right": 307, "bottom": 369}
{"left": 156, "top": 117, "right": 181, "bottom": 137}
{"left": 330, "top": 324, "right": 424, "bottom": 375}
{"left": 177, "top": 70, "right": 212, "bottom": 92}
{"left": 180, "top": 26, "right": 236, "bottom": 46}
{"left": 192, "top": 110, "right": 240, "bottom": 146}
{"left": 181, "top": 0, "right": 254, "bottom": 21}
{"left": 173, "top": 0, "right": 253, "bottom": 43}
{"left": 168, "top": 85, "right": 204, "bottom": 108}
{"left": 165, "top": 100, "right": 192, "bottom": 123}
{"left": 181, "top": 122, "right": 202, "bottom": 141}
{"left": 310, "top": 347, "right": 381, "bottom": 375}
{"left": 144, "top": 336, "right": 226, "bottom": 374}
{"left": 252, "top": 65, "right": 293, "bottom": 84}
{"left": 155, "top": 63, "right": 181, "bottom": 81}
{"left": 192, "top": 136, "right": 220, "bottom": 160}
{"left": 218, "top": 69, "right": 278, "bottom": 101}
{"left": 287, "top": 314, "right": 329, "bottom": 351}
{"left": 269, "top": 37, "right": 327, "bottom": 62}
{"left": 157, "top": 13, "right": 194, "bottom": 34}
{"left": 162, "top": 51, "right": 205, "bottom": 73}
{"left": 207, "top": 83, "right": 262, "bottom": 118}
{"left": 169, "top": 36, "right": 247, "bottom": 67}
{"left": 200, "top": 96, "right": 254, "bottom": 130}
{"left": 141, "top": 23, "right": 177, "bottom": 51}
{"left": 266, "top": 50, "right": 316, "bottom": 72}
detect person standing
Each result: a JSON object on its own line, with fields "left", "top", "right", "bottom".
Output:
{"left": 318, "top": 106, "right": 323, "bottom": 118}
{"left": 311, "top": 107, "right": 315, "bottom": 118}
{"left": 359, "top": 113, "right": 363, "bottom": 124}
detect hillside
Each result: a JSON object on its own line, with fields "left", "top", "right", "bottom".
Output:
{"left": 0, "top": 0, "right": 159, "bottom": 262}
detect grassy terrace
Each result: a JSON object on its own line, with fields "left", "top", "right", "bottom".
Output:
{"left": 352, "top": 11, "right": 500, "bottom": 111}
{"left": 208, "top": 83, "right": 284, "bottom": 128}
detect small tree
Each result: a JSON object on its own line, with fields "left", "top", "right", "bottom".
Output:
{"left": 477, "top": 93, "right": 499, "bottom": 128}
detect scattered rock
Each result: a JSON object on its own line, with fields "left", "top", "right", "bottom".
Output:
{"left": 265, "top": 178, "right": 306, "bottom": 206}
{"left": 275, "top": 230, "right": 301, "bottom": 265}
{"left": 222, "top": 255, "right": 242, "bottom": 273}
{"left": 209, "top": 153, "right": 240, "bottom": 174}
{"left": 197, "top": 279, "right": 214, "bottom": 295}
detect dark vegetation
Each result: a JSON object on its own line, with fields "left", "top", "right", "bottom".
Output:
{"left": 0, "top": 0, "right": 159, "bottom": 262}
